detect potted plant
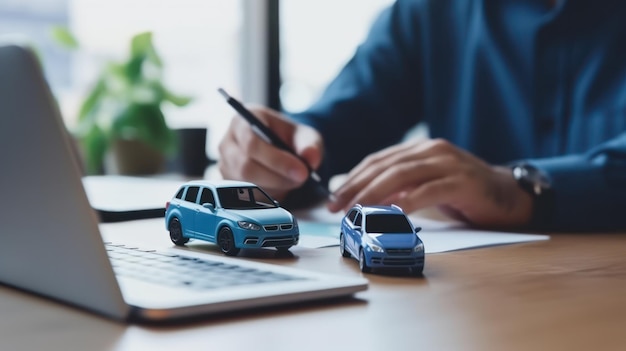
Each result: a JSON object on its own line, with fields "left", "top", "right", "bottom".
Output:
{"left": 52, "top": 28, "right": 192, "bottom": 174}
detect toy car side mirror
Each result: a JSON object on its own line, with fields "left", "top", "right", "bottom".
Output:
{"left": 202, "top": 203, "right": 215, "bottom": 211}
{"left": 415, "top": 226, "right": 422, "bottom": 233}
{"left": 273, "top": 200, "right": 280, "bottom": 207}
{"left": 353, "top": 226, "right": 362, "bottom": 233}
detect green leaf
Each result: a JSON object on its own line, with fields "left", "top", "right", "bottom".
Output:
{"left": 110, "top": 105, "right": 137, "bottom": 135}
{"left": 130, "top": 32, "right": 162, "bottom": 67}
{"left": 163, "top": 88, "right": 192, "bottom": 107}
{"left": 125, "top": 55, "right": 145, "bottom": 83}
{"left": 130, "top": 32, "right": 151, "bottom": 57}
{"left": 81, "top": 125, "right": 108, "bottom": 174}
{"left": 78, "top": 78, "right": 106, "bottom": 121}
{"left": 139, "top": 105, "right": 177, "bottom": 154}
{"left": 50, "top": 26, "right": 79, "bottom": 50}
{"left": 111, "top": 104, "right": 177, "bottom": 155}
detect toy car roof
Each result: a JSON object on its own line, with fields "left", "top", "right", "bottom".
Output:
{"left": 181, "top": 179, "right": 258, "bottom": 189}
{"left": 353, "top": 204, "right": 406, "bottom": 215}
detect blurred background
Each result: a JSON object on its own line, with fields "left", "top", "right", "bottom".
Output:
{"left": 0, "top": 0, "right": 393, "bottom": 175}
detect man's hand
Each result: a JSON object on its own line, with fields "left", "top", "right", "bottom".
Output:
{"left": 218, "top": 106, "right": 324, "bottom": 201}
{"left": 328, "top": 138, "right": 533, "bottom": 228}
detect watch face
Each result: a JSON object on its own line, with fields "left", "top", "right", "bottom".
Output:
{"left": 511, "top": 164, "right": 555, "bottom": 226}
{"left": 513, "top": 165, "right": 551, "bottom": 195}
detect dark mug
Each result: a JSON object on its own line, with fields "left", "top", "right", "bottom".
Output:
{"left": 176, "top": 128, "right": 212, "bottom": 177}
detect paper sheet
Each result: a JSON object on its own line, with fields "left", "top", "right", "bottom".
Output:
{"left": 84, "top": 175, "right": 183, "bottom": 212}
{"left": 298, "top": 221, "right": 548, "bottom": 252}
{"left": 294, "top": 207, "right": 549, "bottom": 253}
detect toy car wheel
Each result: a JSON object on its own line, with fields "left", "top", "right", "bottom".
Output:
{"left": 410, "top": 266, "right": 424, "bottom": 276}
{"left": 359, "top": 249, "right": 371, "bottom": 273}
{"left": 217, "top": 227, "right": 240, "bottom": 256}
{"left": 339, "top": 233, "right": 350, "bottom": 258}
{"left": 169, "top": 218, "right": 189, "bottom": 246}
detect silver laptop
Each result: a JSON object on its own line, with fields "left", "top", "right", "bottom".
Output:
{"left": 0, "top": 43, "right": 367, "bottom": 322}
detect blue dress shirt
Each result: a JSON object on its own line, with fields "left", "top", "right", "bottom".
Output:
{"left": 290, "top": 0, "right": 626, "bottom": 231}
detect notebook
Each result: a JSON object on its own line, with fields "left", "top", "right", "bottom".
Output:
{"left": 0, "top": 43, "right": 367, "bottom": 322}
{"left": 82, "top": 175, "right": 182, "bottom": 222}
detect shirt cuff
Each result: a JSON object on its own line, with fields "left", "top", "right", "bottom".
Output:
{"left": 529, "top": 155, "right": 612, "bottom": 231}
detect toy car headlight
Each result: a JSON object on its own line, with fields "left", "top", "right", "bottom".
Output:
{"left": 369, "top": 244, "right": 384, "bottom": 253}
{"left": 414, "top": 243, "right": 424, "bottom": 252}
{"left": 238, "top": 221, "right": 261, "bottom": 231}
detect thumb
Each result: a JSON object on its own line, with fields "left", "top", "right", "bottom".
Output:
{"left": 294, "top": 125, "right": 324, "bottom": 170}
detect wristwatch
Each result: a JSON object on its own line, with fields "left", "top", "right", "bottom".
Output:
{"left": 510, "top": 163, "right": 555, "bottom": 227}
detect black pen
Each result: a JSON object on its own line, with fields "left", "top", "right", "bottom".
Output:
{"left": 218, "top": 88, "right": 335, "bottom": 200}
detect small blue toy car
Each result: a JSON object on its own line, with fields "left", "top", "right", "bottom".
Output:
{"left": 165, "top": 180, "right": 299, "bottom": 256}
{"left": 340, "top": 204, "right": 424, "bottom": 275}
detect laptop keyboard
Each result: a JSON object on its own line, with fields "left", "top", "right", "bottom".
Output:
{"left": 105, "top": 243, "right": 305, "bottom": 290}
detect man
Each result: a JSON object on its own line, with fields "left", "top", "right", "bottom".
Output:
{"left": 219, "top": 0, "right": 626, "bottom": 231}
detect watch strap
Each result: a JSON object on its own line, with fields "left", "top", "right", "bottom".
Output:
{"left": 511, "top": 163, "right": 555, "bottom": 228}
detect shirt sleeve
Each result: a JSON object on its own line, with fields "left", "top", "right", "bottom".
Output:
{"left": 288, "top": 0, "right": 425, "bottom": 180}
{"left": 528, "top": 132, "right": 626, "bottom": 231}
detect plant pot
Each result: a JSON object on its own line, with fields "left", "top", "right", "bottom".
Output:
{"left": 106, "top": 138, "right": 165, "bottom": 175}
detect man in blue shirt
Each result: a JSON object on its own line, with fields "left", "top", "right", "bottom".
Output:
{"left": 219, "top": 0, "right": 626, "bottom": 231}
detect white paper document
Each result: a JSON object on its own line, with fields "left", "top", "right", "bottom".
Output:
{"left": 295, "top": 207, "right": 549, "bottom": 253}
{"left": 83, "top": 175, "right": 183, "bottom": 212}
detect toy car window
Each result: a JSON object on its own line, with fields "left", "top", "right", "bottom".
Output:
{"left": 250, "top": 187, "right": 276, "bottom": 207}
{"left": 199, "top": 188, "right": 215, "bottom": 206}
{"left": 217, "top": 187, "right": 278, "bottom": 210}
{"left": 175, "top": 187, "right": 185, "bottom": 199}
{"left": 354, "top": 212, "right": 362, "bottom": 227}
{"left": 366, "top": 214, "right": 413, "bottom": 233}
{"left": 184, "top": 186, "right": 200, "bottom": 203}
{"left": 347, "top": 210, "right": 357, "bottom": 223}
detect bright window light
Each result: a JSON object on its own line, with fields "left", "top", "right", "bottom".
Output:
{"left": 280, "top": 0, "right": 394, "bottom": 113}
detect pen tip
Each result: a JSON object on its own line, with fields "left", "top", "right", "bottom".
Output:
{"left": 217, "top": 88, "right": 229, "bottom": 100}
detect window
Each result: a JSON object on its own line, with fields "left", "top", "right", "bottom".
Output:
{"left": 199, "top": 188, "right": 216, "bottom": 206}
{"left": 250, "top": 187, "right": 276, "bottom": 207}
{"left": 184, "top": 186, "right": 200, "bottom": 203}
{"left": 72, "top": 0, "right": 244, "bottom": 161}
{"left": 2, "top": 0, "right": 244, "bottom": 161}
{"left": 0, "top": 0, "right": 70, "bottom": 90}
{"left": 279, "top": 0, "right": 394, "bottom": 113}
{"left": 354, "top": 212, "right": 362, "bottom": 227}
{"left": 217, "top": 187, "right": 278, "bottom": 210}
{"left": 366, "top": 214, "right": 413, "bottom": 234}
{"left": 175, "top": 187, "right": 185, "bottom": 199}
{"left": 347, "top": 210, "right": 358, "bottom": 223}
{"left": 4, "top": 1, "right": 402, "bottom": 172}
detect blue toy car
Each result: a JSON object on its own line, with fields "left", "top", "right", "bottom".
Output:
{"left": 165, "top": 180, "right": 299, "bottom": 256}
{"left": 340, "top": 204, "right": 424, "bottom": 275}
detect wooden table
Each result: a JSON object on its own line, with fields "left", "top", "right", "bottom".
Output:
{"left": 2, "top": 227, "right": 626, "bottom": 351}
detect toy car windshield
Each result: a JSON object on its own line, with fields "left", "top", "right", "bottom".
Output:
{"left": 366, "top": 214, "right": 414, "bottom": 233}
{"left": 217, "top": 186, "right": 278, "bottom": 210}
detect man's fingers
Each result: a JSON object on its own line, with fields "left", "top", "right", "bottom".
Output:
{"left": 293, "top": 124, "right": 324, "bottom": 170}
{"left": 219, "top": 117, "right": 306, "bottom": 194}
{"left": 339, "top": 156, "right": 455, "bottom": 212}
{"left": 231, "top": 117, "right": 310, "bottom": 184}
{"left": 219, "top": 134, "right": 300, "bottom": 190}
{"left": 340, "top": 140, "right": 428, "bottom": 193}
{"left": 330, "top": 142, "right": 421, "bottom": 210}
{"left": 345, "top": 140, "right": 419, "bottom": 179}
{"left": 330, "top": 141, "right": 462, "bottom": 212}
{"left": 393, "top": 176, "right": 461, "bottom": 214}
